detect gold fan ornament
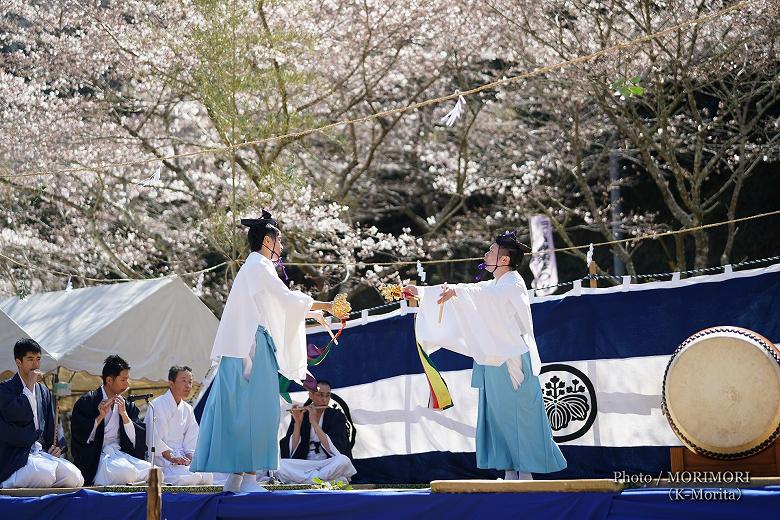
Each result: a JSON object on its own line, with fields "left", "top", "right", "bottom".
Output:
{"left": 332, "top": 293, "right": 352, "bottom": 320}
{"left": 379, "top": 283, "right": 404, "bottom": 302}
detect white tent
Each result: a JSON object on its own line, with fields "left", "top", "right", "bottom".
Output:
{"left": 0, "top": 308, "right": 56, "bottom": 365}
{"left": 0, "top": 276, "right": 218, "bottom": 382}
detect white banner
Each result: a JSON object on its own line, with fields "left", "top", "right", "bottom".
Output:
{"left": 281, "top": 355, "right": 682, "bottom": 459}
{"left": 529, "top": 215, "right": 558, "bottom": 296}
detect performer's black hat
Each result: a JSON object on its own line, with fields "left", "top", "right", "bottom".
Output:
{"left": 494, "top": 230, "right": 530, "bottom": 269}
{"left": 242, "top": 209, "right": 280, "bottom": 252}
{"left": 240, "top": 209, "right": 278, "bottom": 231}
{"left": 494, "top": 230, "right": 530, "bottom": 252}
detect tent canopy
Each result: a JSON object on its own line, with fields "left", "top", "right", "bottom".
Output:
{"left": 0, "top": 308, "right": 50, "bottom": 367}
{"left": 0, "top": 276, "right": 218, "bottom": 382}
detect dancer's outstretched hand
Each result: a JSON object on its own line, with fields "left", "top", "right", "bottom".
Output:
{"left": 437, "top": 284, "right": 456, "bottom": 304}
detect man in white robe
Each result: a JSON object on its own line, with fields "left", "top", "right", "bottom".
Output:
{"left": 71, "top": 355, "right": 151, "bottom": 485}
{"left": 0, "top": 339, "right": 84, "bottom": 488}
{"left": 276, "top": 380, "right": 356, "bottom": 484}
{"left": 145, "top": 366, "right": 212, "bottom": 486}
{"left": 406, "top": 231, "right": 566, "bottom": 480}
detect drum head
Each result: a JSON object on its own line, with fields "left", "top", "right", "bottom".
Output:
{"left": 663, "top": 327, "right": 780, "bottom": 459}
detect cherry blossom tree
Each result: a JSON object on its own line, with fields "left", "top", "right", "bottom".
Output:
{"left": 1, "top": 0, "right": 778, "bottom": 309}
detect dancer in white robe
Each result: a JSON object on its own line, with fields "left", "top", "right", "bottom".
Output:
{"left": 191, "top": 210, "right": 337, "bottom": 493}
{"left": 405, "top": 231, "right": 566, "bottom": 480}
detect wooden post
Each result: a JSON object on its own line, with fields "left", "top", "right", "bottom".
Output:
{"left": 146, "top": 467, "right": 162, "bottom": 520}
{"left": 588, "top": 261, "right": 598, "bottom": 289}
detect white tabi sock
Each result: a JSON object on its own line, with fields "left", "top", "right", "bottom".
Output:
{"left": 223, "top": 473, "right": 243, "bottom": 493}
{"left": 504, "top": 470, "right": 534, "bottom": 481}
{"left": 238, "top": 474, "right": 268, "bottom": 493}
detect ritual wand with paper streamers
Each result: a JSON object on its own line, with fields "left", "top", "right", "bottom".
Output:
{"left": 380, "top": 283, "right": 444, "bottom": 323}
{"left": 379, "top": 284, "right": 453, "bottom": 410}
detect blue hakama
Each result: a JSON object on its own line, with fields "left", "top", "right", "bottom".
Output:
{"left": 472, "top": 352, "right": 567, "bottom": 473}
{"left": 190, "top": 327, "right": 281, "bottom": 473}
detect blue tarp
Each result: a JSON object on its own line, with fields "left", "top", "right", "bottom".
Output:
{"left": 2, "top": 487, "right": 779, "bottom": 520}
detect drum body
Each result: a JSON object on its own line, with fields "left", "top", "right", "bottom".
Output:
{"left": 662, "top": 327, "right": 780, "bottom": 459}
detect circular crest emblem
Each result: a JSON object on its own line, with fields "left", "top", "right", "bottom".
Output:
{"left": 539, "top": 363, "right": 598, "bottom": 442}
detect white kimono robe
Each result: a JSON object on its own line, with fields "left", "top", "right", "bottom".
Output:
{"left": 90, "top": 387, "right": 151, "bottom": 486}
{"left": 414, "top": 271, "right": 566, "bottom": 475}
{"left": 1, "top": 442, "right": 84, "bottom": 489}
{"left": 209, "top": 252, "right": 312, "bottom": 381}
{"left": 190, "top": 252, "right": 314, "bottom": 476}
{"left": 145, "top": 390, "right": 212, "bottom": 485}
{"left": 415, "top": 270, "right": 541, "bottom": 386}
{"left": 1, "top": 378, "right": 83, "bottom": 489}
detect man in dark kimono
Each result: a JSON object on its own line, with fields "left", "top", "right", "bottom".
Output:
{"left": 71, "top": 355, "right": 150, "bottom": 485}
{"left": 277, "top": 380, "right": 355, "bottom": 484}
{"left": 0, "top": 339, "right": 83, "bottom": 488}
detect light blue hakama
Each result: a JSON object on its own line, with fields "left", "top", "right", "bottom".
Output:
{"left": 190, "top": 327, "right": 281, "bottom": 474}
{"left": 472, "top": 351, "right": 567, "bottom": 473}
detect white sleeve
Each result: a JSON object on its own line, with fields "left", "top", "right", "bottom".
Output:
{"left": 453, "top": 280, "right": 493, "bottom": 295}
{"left": 254, "top": 262, "right": 313, "bottom": 311}
{"left": 318, "top": 432, "right": 340, "bottom": 457}
{"left": 145, "top": 405, "right": 172, "bottom": 455}
{"left": 415, "top": 283, "right": 492, "bottom": 361}
{"left": 123, "top": 419, "right": 136, "bottom": 446}
{"left": 505, "top": 280, "right": 533, "bottom": 335}
{"left": 504, "top": 277, "right": 542, "bottom": 376}
{"left": 415, "top": 281, "right": 490, "bottom": 302}
{"left": 87, "top": 420, "right": 99, "bottom": 444}
{"left": 289, "top": 437, "right": 299, "bottom": 456}
{"left": 506, "top": 356, "right": 524, "bottom": 389}
{"left": 253, "top": 263, "right": 313, "bottom": 381}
